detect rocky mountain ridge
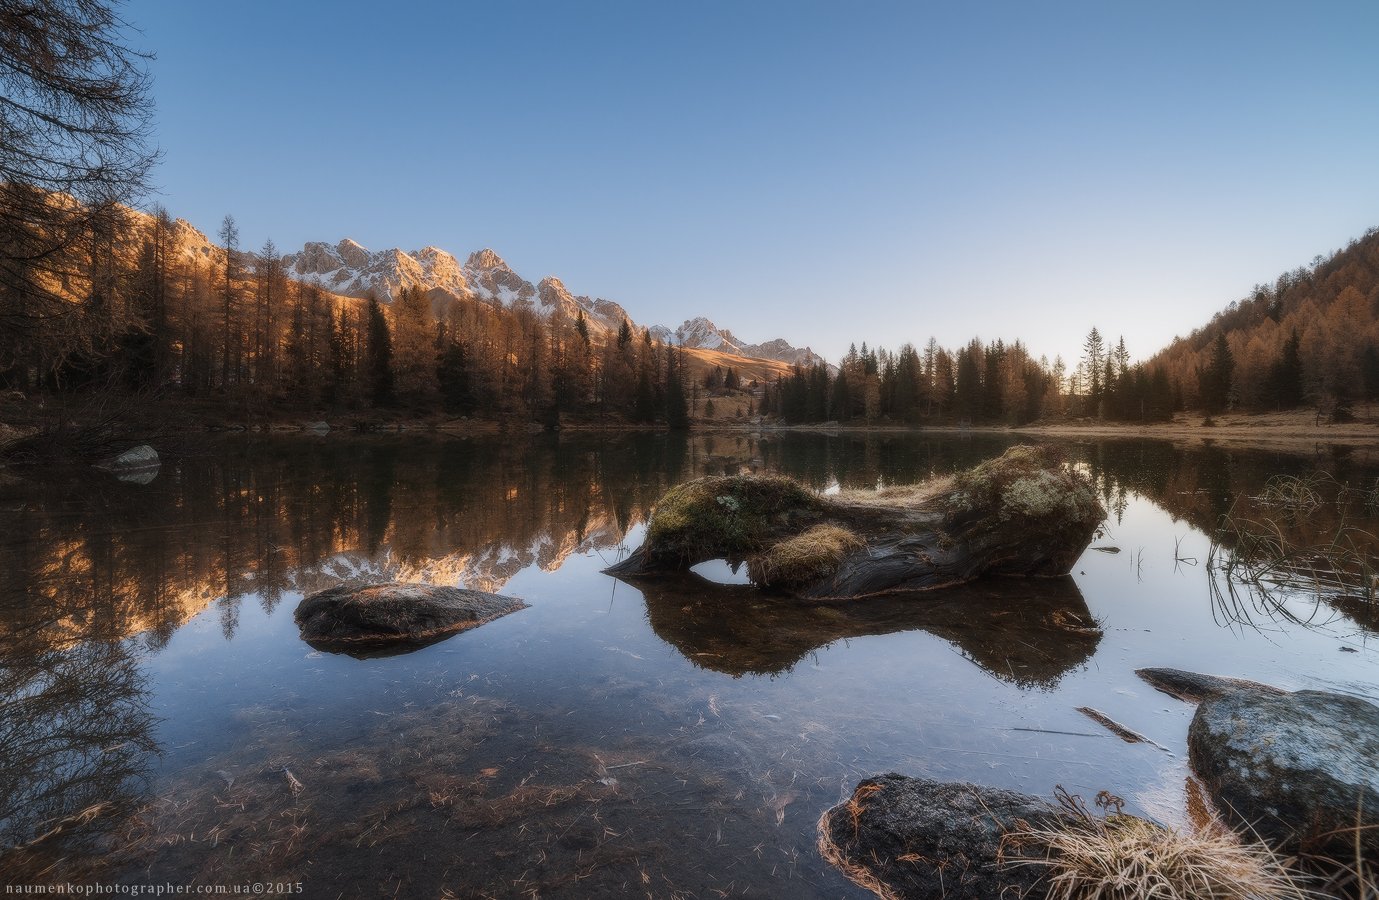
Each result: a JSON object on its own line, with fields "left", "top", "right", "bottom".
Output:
{"left": 651, "top": 317, "right": 825, "bottom": 367}
{"left": 134, "top": 208, "right": 822, "bottom": 368}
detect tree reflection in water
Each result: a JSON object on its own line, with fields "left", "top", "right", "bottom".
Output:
{"left": 0, "top": 627, "right": 155, "bottom": 880}
{"left": 2, "top": 432, "right": 1377, "bottom": 887}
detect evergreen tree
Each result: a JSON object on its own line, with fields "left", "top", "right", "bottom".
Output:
{"left": 633, "top": 367, "right": 657, "bottom": 423}
{"left": 1359, "top": 343, "right": 1379, "bottom": 403}
{"left": 1265, "top": 329, "right": 1305, "bottom": 409}
{"left": 1082, "top": 327, "right": 1105, "bottom": 402}
{"left": 830, "top": 370, "right": 850, "bottom": 421}
{"left": 664, "top": 350, "right": 689, "bottom": 428}
{"left": 326, "top": 307, "right": 350, "bottom": 406}
{"left": 1199, "top": 332, "right": 1234, "bottom": 414}
{"left": 954, "top": 342, "right": 982, "bottom": 420}
{"left": 437, "top": 341, "right": 474, "bottom": 414}
{"left": 366, "top": 297, "right": 394, "bottom": 407}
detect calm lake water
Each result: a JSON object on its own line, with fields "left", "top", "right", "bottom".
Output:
{"left": 3, "top": 432, "right": 1378, "bottom": 897}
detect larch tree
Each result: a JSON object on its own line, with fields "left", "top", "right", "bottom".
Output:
{"left": 218, "top": 215, "right": 239, "bottom": 389}
{"left": 0, "top": 0, "right": 157, "bottom": 378}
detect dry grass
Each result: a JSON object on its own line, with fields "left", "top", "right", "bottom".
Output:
{"left": 1208, "top": 473, "right": 1379, "bottom": 631}
{"left": 1295, "top": 817, "right": 1379, "bottom": 900}
{"left": 833, "top": 475, "right": 954, "bottom": 508}
{"left": 816, "top": 784, "right": 903, "bottom": 900}
{"left": 748, "top": 524, "right": 865, "bottom": 587}
{"left": 1003, "top": 804, "right": 1315, "bottom": 900}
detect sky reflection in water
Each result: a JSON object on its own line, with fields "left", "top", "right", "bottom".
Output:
{"left": 2, "top": 433, "right": 1377, "bottom": 896}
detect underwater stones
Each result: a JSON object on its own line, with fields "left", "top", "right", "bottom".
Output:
{"left": 98, "top": 444, "right": 161, "bottom": 483}
{"left": 607, "top": 445, "right": 1104, "bottom": 599}
{"left": 819, "top": 774, "right": 1075, "bottom": 900}
{"left": 1188, "top": 687, "right": 1379, "bottom": 856}
{"left": 294, "top": 582, "right": 527, "bottom": 657}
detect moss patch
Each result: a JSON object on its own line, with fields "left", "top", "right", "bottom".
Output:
{"left": 748, "top": 525, "right": 865, "bottom": 588}
{"left": 645, "top": 474, "right": 823, "bottom": 564}
{"left": 944, "top": 445, "right": 1100, "bottom": 528}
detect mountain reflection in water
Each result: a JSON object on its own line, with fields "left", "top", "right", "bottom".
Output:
{"left": 0, "top": 432, "right": 1376, "bottom": 894}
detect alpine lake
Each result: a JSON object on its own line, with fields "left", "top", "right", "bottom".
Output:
{"left": 3, "top": 431, "right": 1377, "bottom": 897}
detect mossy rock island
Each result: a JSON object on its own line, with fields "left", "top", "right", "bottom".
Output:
{"left": 294, "top": 583, "right": 528, "bottom": 657}
{"left": 606, "top": 445, "right": 1105, "bottom": 600}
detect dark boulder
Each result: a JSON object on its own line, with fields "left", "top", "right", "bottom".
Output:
{"left": 1188, "top": 687, "right": 1379, "bottom": 857}
{"left": 1139, "top": 668, "right": 1379, "bottom": 857}
{"left": 294, "top": 582, "right": 527, "bottom": 657}
{"left": 607, "top": 445, "right": 1104, "bottom": 600}
{"left": 819, "top": 774, "right": 1074, "bottom": 899}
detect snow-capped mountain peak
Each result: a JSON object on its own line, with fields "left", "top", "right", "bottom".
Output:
{"left": 653, "top": 317, "right": 824, "bottom": 367}
{"left": 275, "top": 235, "right": 820, "bottom": 361}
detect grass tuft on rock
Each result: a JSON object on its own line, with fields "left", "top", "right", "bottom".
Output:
{"left": 748, "top": 525, "right": 865, "bottom": 588}
{"left": 1003, "top": 810, "right": 1314, "bottom": 900}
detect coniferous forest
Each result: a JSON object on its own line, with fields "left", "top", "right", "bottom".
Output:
{"left": 5, "top": 188, "right": 1378, "bottom": 441}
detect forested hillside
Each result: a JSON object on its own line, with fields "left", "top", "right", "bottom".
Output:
{"left": 1146, "top": 227, "right": 1379, "bottom": 416}
{"left": 0, "top": 197, "right": 733, "bottom": 430}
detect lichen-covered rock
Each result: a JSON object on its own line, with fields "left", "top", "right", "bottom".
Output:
{"left": 819, "top": 774, "right": 1074, "bottom": 899}
{"left": 294, "top": 582, "right": 527, "bottom": 657}
{"left": 1188, "top": 687, "right": 1379, "bottom": 856}
{"left": 608, "top": 446, "right": 1104, "bottom": 600}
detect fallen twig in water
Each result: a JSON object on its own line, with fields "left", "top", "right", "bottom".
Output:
{"left": 1074, "top": 707, "right": 1169, "bottom": 752}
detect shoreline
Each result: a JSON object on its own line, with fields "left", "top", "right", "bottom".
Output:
{"left": 7, "top": 408, "right": 1379, "bottom": 457}
{"left": 695, "top": 411, "right": 1379, "bottom": 449}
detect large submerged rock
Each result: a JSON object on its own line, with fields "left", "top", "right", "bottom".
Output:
{"left": 607, "top": 445, "right": 1104, "bottom": 600}
{"left": 819, "top": 774, "right": 1074, "bottom": 899}
{"left": 294, "top": 583, "right": 527, "bottom": 657}
{"left": 1139, "top": 667, "right": 1379, "bottom": 857}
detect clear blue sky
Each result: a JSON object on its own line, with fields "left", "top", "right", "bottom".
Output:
{"left": 129, "top": 0, "right": 1379, "bottom": 366}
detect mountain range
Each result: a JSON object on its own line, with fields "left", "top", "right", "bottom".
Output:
{"left": 279, "top": 237, "right": 824, "bottom": 367}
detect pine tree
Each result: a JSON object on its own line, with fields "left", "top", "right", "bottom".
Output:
{"left": 830, "top": 370, "right": 850, "bottom": 421}
{"left": 366, "top": 297, "right": 394, "bottom": 407}
{"left": 1199, "top": 332, "right": 1234, "bottom": 414}
{"left": 1265, "top": 329, "right": 1305, "bottom": 409}
{"left": 219, "top": 215, "right": 240, "bottom": 389}
{"left": 665, "top": 354, "right": 689, "bottom": 429}
{"left": 437, "top": 341, "right": 473, "bottom": 414}
{"left": 1082, "top": 327, "right": 1105, "bottom": 402}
